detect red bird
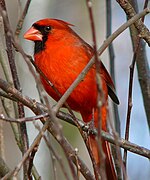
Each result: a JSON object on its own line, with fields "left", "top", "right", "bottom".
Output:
{"left": 24, "top": 19, "right": 119, "bottom": 179}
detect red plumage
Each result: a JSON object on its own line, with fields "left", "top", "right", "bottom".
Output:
{"left": 24, "top": 19, "right": 119, "bottom": 180}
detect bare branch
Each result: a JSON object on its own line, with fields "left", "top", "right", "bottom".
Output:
{"left": 116, "top": 0, "right": 150, "bottom": 46}
{"left": 86, "top": 0, "right": 107, "bottom": 179}
{"left": 0, "top": 1, "right": 29, "bottom": 178}
{"left": 15, "top": 0, "right": 31, "bottom": 37}
{"left": 106, "top": 0, "right": 121, "bottom": 135}
{"left": 0, "top": 79, "right": 150, "bottom": 160}
{"left": 106, "top": 1, "right": 123, "bottom": 179}
{"left": 128, "top": 0, "right": 150, "bottom": 129}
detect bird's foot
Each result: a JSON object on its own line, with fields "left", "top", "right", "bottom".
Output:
{"left": 83, "top": 119, "right": 96, "bottom": 136}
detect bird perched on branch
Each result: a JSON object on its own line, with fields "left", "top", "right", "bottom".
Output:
{"left": 24, "top": 18, "right": 119, "bottom": 180}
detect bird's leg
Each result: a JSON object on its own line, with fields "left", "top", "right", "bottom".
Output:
{"left": 82, "top": 108, "right": 96, "bottom": 136}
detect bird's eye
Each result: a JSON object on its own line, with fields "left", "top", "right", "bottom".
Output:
{"left": 44, "top": 26, "right": 51, "bottom": 32}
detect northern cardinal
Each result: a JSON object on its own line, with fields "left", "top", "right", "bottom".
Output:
{"left": 24, "top": 19, "right": 119, "bottom": 179}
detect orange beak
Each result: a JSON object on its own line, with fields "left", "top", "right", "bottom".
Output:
{"left": 24, "top": 27, "right": 43, "bottom": 41}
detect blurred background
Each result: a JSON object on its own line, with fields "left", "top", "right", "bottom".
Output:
{"left": 2, "top": 0, "right": 150, "bottom": 179}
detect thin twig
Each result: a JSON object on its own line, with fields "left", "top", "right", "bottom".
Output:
{"left": 27, "top": 146, "right": 38, "bottom": 180}
{"left": 106, "top": 1, "right": 123, "bottom": 179}
{"left": 15, "top": 0, "right": 31, "bottom": 37}
{"left": 107, "top": 113, "right": 125, "bottom": 180}
{"left": 0, "top": 113, "right": 48, "bottom": 123}
{"left": 74, "top": 148, "right": 80, "bottom": 180}
{"left": 86, "top": 0, "right": 107, "bottom": 180}
{"left": 123, "top": 52, "right": 136, "bottom": 169}
{"left": 106, "top": 0, "right": 121, "bottom": 135}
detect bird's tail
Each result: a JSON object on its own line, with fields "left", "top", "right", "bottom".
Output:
{"left": 89, "top": 136, "right": 116, "bottom": 180}
{"left": 81, "top": 106, "right": 116, "bottom": 180}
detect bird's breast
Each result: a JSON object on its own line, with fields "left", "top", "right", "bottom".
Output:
{"left": 34, "top": 47, "right": 99, "bottom": 112}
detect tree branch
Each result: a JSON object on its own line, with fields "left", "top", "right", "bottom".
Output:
{"left": 0, "top": 79, "right": 150, "bottom": 160}
{"left": 127, "top": 0, "right": 150, "bottom": 130}
{"left": 116, "top": 0, "right": 150, "bottom": 46}
{"left": 15, "top": 0, "right": 31, "bottom": 37}
{"left": 0, "top": 1, "right": 29, "bottom": 178}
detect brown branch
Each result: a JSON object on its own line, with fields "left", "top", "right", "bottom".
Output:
{"left": 1, "top": 109, "right": 150, "bottom": 161}
{"left": 128, "top": 0, "right": 150, "bottom": 130}
{"left": 106, "top": 1, "right": 123, "bottom": 179}
{"left": 123, "top": 39, "right": 137, "bottom": 168}
{"left": 106, "top": 0, "right": 121, "bottom": 135}
{"left": 123, "top": 0, "right": 150, "bottom": 171}
{"left": 102, "top": 131, "right": 150, "bottom": 159}
{"left": 0, "top": 112, "right": 48, "bottom": 123}
{"left": 27, "top": 145, "right": 38, "bottom": 180}
{"left": 86, "top": 0, "right": 107, "bottom": 180}
{"left": 0, "top": 79, "right": 150, "bottom": 160}
{"left": 0, "top": 1, "right": 29, "bottom": 178}
{"left": 15, "top": 0, "right": 31, "bottom": 37}
{"left": 116, "top": 0, "right": 150, "bottom": 46}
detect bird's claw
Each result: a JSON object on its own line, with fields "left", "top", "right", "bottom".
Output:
{"left": 83, "top": 118, "right": 96, "bottom": 136}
